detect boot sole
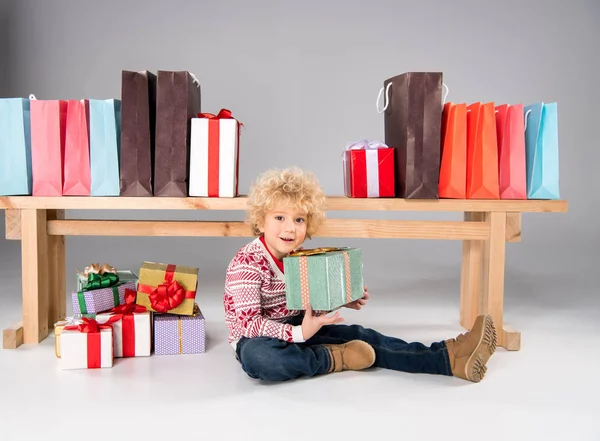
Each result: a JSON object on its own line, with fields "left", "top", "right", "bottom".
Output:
{"left": 464, "top": 315, "right": 497, "bottom": 382}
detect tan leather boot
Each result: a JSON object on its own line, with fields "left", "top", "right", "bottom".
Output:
{"left": 323, "top": 340, "right": 376, "bottom": 373}
{"left": 445, "top": 314, "right": 497, "bottom": 382}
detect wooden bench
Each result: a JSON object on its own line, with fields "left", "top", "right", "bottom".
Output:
{"left": 0, "top": 196, "right": 568, "bottom": 351}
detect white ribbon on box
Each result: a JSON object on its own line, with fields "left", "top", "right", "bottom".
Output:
{"left": 343, "top": 139, "right": 389, "bottom": 197}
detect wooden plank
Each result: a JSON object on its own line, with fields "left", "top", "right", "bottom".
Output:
{"left": 47, "top": 219, "right": 491, "bottom": 240}
{"left": 460, "top": 212, "right": 485, "bottom": 329}
{"left": 502, "top": 325, "right": 521, "bottom": 351}
{"left": 481, "top": 212, "right": 509, "bottom": 349}
{"left": 5, "top": 209, "right": 21, "bottom": 240}
{"left": 47, "top": 210, "right": 66, "bottom": 329}
{"left": 2, "top": 321, "right": 24, "bottom": 349}
{"left": 0, "top": 196, "right": 569, "bottom": 213}
{"left": 20, "top": 209, "right": 50, "bottom": 344}
{"left": 506, "top": 213, "right": 522, "bottom": 243}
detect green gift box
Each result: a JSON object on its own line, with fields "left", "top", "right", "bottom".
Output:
{"left": 284, "top": 247, "right": 364, "bottom": 311}
{"left": 76, "top": 269, "right": 138, "bottom": 292}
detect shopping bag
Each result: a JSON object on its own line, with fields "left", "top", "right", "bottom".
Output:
{"left": 89, "top": 99, "right": 121, "bottom": 196}
{"left": 154, "top": 71, "right": 201, "bottom": 197}
{"left": 524, "top": 102, "right": 560, "bottom": 199}
{"left": 63, "top": 99, "right": 91, "bottom": 196}
{"left": 466, "top": 102, "right": 499, "bottom": 199}
{"left": 380, "top": 72, "right": 443, "bottom": 199}
{"left": 30, "top": 98, "right": 68, "bottom": 196}
{"left": 120, "top": 70, "right": 157, "bottom": 196}
{"left": 439, "top": 102, "right": 467, "bottom": 199}
{"left": 495, "top": 104, "right": 526, "bottom": 199}
{"left": 0, "top": 98, "right": 32, "bottom": 195}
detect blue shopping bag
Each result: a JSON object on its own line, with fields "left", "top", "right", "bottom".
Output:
{"left": 89, "top": 99, "right": 121, "bottom": 196}
{"left": 0, "top": 98, "right": 32, "bottom": 195}
{"left": 524, "top": 102, "right": 560, "bottom": 199}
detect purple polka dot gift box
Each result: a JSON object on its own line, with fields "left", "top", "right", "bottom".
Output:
{"left": 71, "top": 281, "right": 137, "bottom": 315}
{"left": 153, "top": 304, "right": 205, "bottom": 355}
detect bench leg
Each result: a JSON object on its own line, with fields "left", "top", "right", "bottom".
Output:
{"left": 47, "top": 210, "right": 66, "bottom": 328}
{"left": 481, "top": 212, "right": 520, "bottom": 351}
{"left": 460, "top": 212, "right": 484, "bottom": 330}
{"left": 20, "top": 209, "right": 50, "bottom": 344}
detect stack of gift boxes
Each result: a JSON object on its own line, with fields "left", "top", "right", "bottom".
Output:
{"left": 54, "top": 261, "right": 206, "bottom": 370}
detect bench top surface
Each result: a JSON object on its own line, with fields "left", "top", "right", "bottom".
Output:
{"left": 0, "top": 196, "right": 568, "bottom": 213}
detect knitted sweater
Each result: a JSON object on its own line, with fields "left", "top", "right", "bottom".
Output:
{"left": 224, "top": 237, "right": 305, "bottom": 350}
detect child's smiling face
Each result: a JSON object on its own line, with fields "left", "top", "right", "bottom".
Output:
{"left": 258, "top": 206, "right": 308, "bottom": 260}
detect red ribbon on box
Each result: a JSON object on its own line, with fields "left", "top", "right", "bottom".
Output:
{"left": 196, "top": 108, "right": 242, "bottom": 197}
{"left": 137, "top": 264, "right": 195, "bottom": 313}
{"left": 108, "top": 289, "right": 146, "bottom": 357}
{"left": 64, "top": 316, "right": 120, "bottom": 368}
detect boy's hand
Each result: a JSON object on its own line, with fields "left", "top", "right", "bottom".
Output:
{"left": 344, "top": 285, "right": 370, "bottom": 310}
{"left": 301, "top": 304, "right": 344, "bottom": 340}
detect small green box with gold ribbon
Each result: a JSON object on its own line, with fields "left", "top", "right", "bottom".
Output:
{"left": 283, "top": 247, "right": 364, "bottom": 311}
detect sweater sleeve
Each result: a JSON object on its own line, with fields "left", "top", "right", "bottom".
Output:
{"left": 226, "top": 258, "right": 302, "bottom": 342}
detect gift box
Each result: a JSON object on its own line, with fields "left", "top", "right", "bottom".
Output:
{"left": 136, "top": 261, "right": 198, "bottom": 316}
{"left": 71, "top": 277, "right": 137, "bottom": 315}
{"left": 76, "top": 267, "right": 138, "bottom": 292}
{"left": 154, "top": 304, "right": 205, "bottom": 355}
{"left": 189, "top": 109, "right": 241, "bottom": 197}
{"left": 343, "top": 139, "right": 395, "bottom": 198}
{"left": 96, "top": 290, "right": 151, "bottom": 358}
{"left": 284, "top": 247, "right": 364, "bottom": 311}
{"left": 60, "top": 317, "right": 119, "bottom": 370}
{"left": 53, "top": 317, "right": 83, "bottom": 358}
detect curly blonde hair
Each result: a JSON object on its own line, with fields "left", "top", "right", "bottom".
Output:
{"left": 247, "top": 167, "right": 326, "bottom": 239}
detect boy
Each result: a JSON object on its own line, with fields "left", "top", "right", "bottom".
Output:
{"left": 224, "top": 167, "right": 496, "bottom": 382}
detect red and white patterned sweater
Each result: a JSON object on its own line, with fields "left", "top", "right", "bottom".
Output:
{"left": 224, "top": 237, "right": 305, "bottom": 350}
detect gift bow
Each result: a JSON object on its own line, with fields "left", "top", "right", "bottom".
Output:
{"left": 64, "top": 316, "right": 121, "bottom": 334}
{"left": 345, "top": 139, "right": 388, "bottom": 151}
{"left": 110, "top": 289, "right": 146, "bottom": 315}
{"left": 149, "top": 280, "right": 186, "bottom": 313}
{"left": 83, "top": 272, "right": 120, "bottom": 291}
{"left": 77, "top": 263, "right": 117, "bottom": 278}
{"left": 197, "top": 108, "right": 243, "bottom": 125}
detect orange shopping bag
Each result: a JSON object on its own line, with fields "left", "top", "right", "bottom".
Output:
{"left": 466, "top": 102, "right": 499, "bottom": 199}
{"left": 63, "top": 100, "right": 91, "bottom": 195}
{"left": 495, "top": 104, "right": 526, "bottom": 199}
{"left": 30, "top": 97, "right": 68, "bottom": 196}
{"left": 439, "top": 102, "right": 467, "bottom": 199}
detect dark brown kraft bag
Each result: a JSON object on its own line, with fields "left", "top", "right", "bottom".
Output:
{"left": 120, "top": 70, "right": 157, "bottom": 196}
{"left": 154, "top": 70, "right": 201, "bottom": 197}
{"left": 380, "top": 72, "right": 443, "bottom": 199}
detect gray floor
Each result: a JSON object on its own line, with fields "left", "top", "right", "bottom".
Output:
{"left": 0, "top": 235, "right": 598, "bottom": 441}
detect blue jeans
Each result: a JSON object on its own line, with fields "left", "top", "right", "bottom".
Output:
{"left": 236, "top": 316, "right": 452, "bottom": 381}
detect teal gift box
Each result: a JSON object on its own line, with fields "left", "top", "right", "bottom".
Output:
{"left": 284, "top": 247, "right": 364, "bottom": 311}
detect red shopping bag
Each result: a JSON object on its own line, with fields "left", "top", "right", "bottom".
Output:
{"left": 30, "top": 98, "right": 67, "bottom": 196}
{"left": 63, "top": 100, "right": 91, "bottom": 196}
{"left": 466, "top": 102, "right": 499, "bottom": 199}
{"left": 495, "top": 104, "right": 526, "bottom": 199}
{"left": 439, "top": 102, "right": 467, "bottom": 199}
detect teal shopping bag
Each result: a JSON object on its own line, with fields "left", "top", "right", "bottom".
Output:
{"left": 524, "top": 102, "right": 560, "bottom": 199}
{"left": 0, "top": 98, "right": 32, "bottom": 195}
{"left": 89, "top": 99, "right": 121, "bottom": 196}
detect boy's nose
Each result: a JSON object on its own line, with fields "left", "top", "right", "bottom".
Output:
{"left": 284, "top": 220, "right": 296, "bottom": 232}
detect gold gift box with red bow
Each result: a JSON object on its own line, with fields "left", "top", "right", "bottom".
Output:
{"left": 135, "top": 261, "right": 199, "bottom": 316}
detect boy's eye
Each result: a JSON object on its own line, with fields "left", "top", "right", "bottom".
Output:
{"left": 295, "top": 218, "right": 305, "bottom": 223}
{"left": 274, "top": 215, "right": 284, "bottom": 221}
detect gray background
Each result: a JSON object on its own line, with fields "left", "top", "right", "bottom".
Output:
{"left": 0, "top": 0, "right": 597, "bottom": 313}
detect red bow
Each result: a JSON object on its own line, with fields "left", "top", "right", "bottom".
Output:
{"left": 149, "top": 280, "right": 186, "bottom": 313}
{"left": 64, "top": 316, "right": 121, "bottom": 333}
{"left": 110, "top": 289, "right": 147, "bottom": 315}
{"left": 197, "top": 108, "right": 237, "bottom": 120}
